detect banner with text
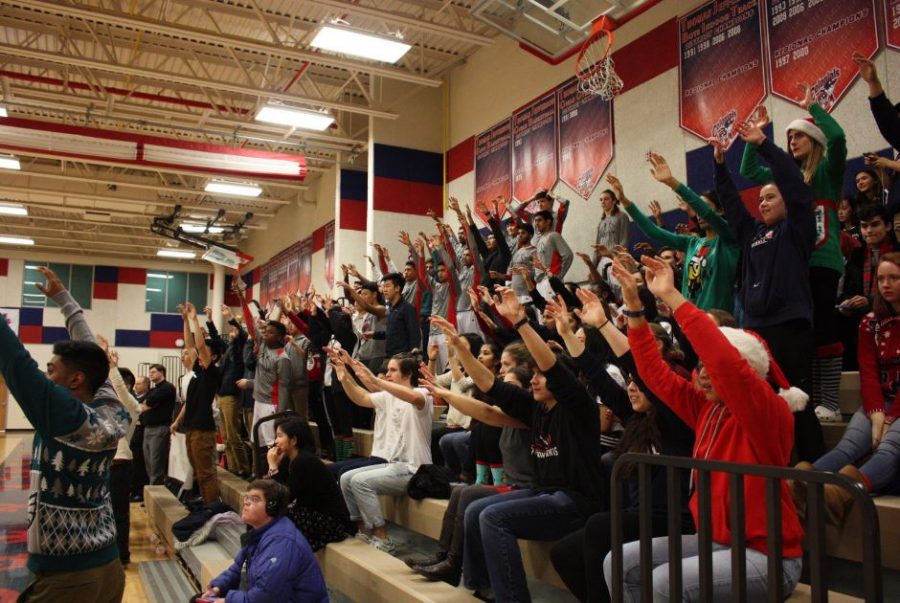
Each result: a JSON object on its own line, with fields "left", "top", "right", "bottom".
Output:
{"left": 512, "top": 91, "right": 558, "bottom": 202}
{"left": 556, "top": 78, "right": 614, "bottom": 199}
{"left": 474, "top": 119, "right": 512, "bottom": 223}
{"left": 259, "top": 237, "right": 312, "bottom": 307}
{"left": 324, "top": 220, "right": 335, "bottom": 288}
{"left": 679, "top": 0, "right": 766, "bottom": 147}
{"left": 887, "top": 0, "right": 900, "bottom": 49}
{"left": 765, "top": 0, "right": 878, "bottom": 111}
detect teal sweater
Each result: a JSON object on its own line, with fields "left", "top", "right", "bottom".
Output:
{"left": 740, "top": 103, "right": 845, "bottom": 274}
{"left": 0, "top": 291, "right": 130, "bottom": 573}
{"left": 625, "top": 183, "right": 741, "bottom": 313}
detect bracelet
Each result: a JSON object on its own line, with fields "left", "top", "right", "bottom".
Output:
{"left": 513, "top": 316, "right": 529, "bottom": 330}
{"left": 597, "top": 320, "right": 611, "bottom": 329}
{"left": 621, "top": 308, "right": 645, "bottom": 318}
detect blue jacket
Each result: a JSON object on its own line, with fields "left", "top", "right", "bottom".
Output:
{"left": 716, "top": 138, "right": 816, "bottom": 329}
{"left": 210, "top": 515, "right": 328, "bottom": 603}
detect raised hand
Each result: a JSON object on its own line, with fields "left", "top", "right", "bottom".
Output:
{"left": 591, "top": 244, "right": 611, "bottom": 258}
{"left": 736, "top": 119, "right": 766, "bottom": 145}
{"left": 221, "top": 304, "right": 233, "bottom": 320}
{"left": 34, "top": 266, "right": 65, "bottom": 298}
{"left": 399, "top": 230, "right": 412, "bottom": 247}
{"left": 531, "top": 253, "right": 548, "bottom": 273}
{"left": 492, "top": 286, "right": 526, "bottom": 323}
{"left": 546, "top": 296, "right": 574, "bottom": 336}
{"left": 649, "top": 200, "right": 663, "bottom": 220}
{"left": 797, "top": 83, "right": 814, "bottom": 110}
{"left": 448, "top": 196, "right": 461, "bottom": 212}
{"left": 574, "top": 288, "right": 610, "bottom": 327}
{"left": 648, "top": 153, "right": 677, "bottom": 187}
{"left": 751, "top": 105, "right": 770, "bottom": 129}
{"left": 430, "top": 315, "right": 461, "bottom": 346}
{"left": 203, "top": 306, "right": 213, "bottom": 320}
{"left": 853, "top": 52, "right": 877, "bottom": 82}
{"left": 605, "top": 173, "right": 627, "bottom": 205}
{"left": 177, "top": 303, "right": 188, "bottom": 318}
{"left": 610, "top": 258, "right": 641, "bottom": 310}
{"left": 640, "top": 255, "right": 677, "bottom": 299}
{"left": 185, "top": 302, "right": 197, "bottom": 320}
{"left": 634, "top": 242, "right": 654, "bottom": 255}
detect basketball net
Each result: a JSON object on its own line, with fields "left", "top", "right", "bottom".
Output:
{"left": 575, "top": 17, "right": 623, "bottom": 100}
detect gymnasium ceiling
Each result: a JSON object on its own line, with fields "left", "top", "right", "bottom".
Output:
{"left": 0, "top": 0, "right": 500, "bottom": 263}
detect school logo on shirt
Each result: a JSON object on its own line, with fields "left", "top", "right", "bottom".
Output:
{"left": 531, "top": 432, "right": 559, "bottom": 459}
{"left": 750, "top": 229, "right": 776, "bottom": 249}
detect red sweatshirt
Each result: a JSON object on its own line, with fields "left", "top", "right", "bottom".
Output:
{"left": 629, "top": 303, "right": 804, "bottom": 558}
{"left": 858, "top": 313, "right": 900, "bottom": 422}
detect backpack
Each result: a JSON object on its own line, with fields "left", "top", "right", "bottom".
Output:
{"left": 406, "top": 464, "right": 454, "bottom": 500}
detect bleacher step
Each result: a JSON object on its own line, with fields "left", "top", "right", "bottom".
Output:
{"left": 180, "top": 540, "right": 235, "bottom": 588}
{"left": 143, "top": 485, "right": 188, "bottom": 554}
{"left": 138, "top": 559, "right": 197, "bottom": 603}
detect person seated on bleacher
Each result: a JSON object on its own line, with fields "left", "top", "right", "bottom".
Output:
{"left": 329, "top": 349, "right": 433, "bottom": 554}
{"left": 431, "top": 290, "right": 606, "bottom": 602}
{"left": 266, "top": 417, "right": 355, "bottom": 550}
{"left": 198, "top": 480, "right": 327, "bottom": 603}
{"left": 409, "top": 358, "right": 535, "bottom": 586}
{"left": 603, "top": 256, "right": 805, "bottom": 601}
{"left": 546, "top": 289, "right": 695, "bottom": 603}
{"left": 793, "top": 252, "right": 900, "bottom": 526}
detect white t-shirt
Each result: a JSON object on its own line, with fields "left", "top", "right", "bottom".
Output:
{"left": 369, "top": 387, "right": 433, "bottom": 471}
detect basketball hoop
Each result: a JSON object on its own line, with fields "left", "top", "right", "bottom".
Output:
{"left": 576, "top": 16, "right": 623, "bottom": 100}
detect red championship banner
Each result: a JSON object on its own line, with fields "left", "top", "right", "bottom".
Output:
{"left": 765, "top": 0, "right": 878, "bottom": 111}
{"left": 324, "top": 220, "right": 335, "bottom": 288}
{"left": 887, "top": 0, "right": 900, "bottom": 50}
{"left": 512, "top": 91, "right": 558, "bottom": 202}
{"left": 259, "top": 237, "right": 312, "bottom": 306}
{"left": 474, "top": 119, "right": 512, "bottom": 222}
{"left": 556, "top": 78, "right": 614, "bottom": 199}
{"left": 679, "top": 0, "right": 766, "bottom": 148}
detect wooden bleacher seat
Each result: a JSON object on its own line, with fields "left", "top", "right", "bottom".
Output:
{"left": 143, "top": 485, "right": 188, "bottom": 553}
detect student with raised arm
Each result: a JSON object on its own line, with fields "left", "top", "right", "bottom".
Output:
{"left": 854, "top": 52, "right": 900, "bottom": 208}
{"left": 170, "top": 302, "right": 223, "bottom": 503}
{"left": 715, "top": 117, "right": 825, "bottom": 461}
{"left": 741, "top": 91, "right": 846, "bottom": 428}
{"left": 472, "top": 197, "right": 513, "bottom": 289}
{"left": 432, "top": 286, "right": 604, "bottom": 601}
{"left": 508, "top": 189, "right": 570, "bottom": 234}
{"left": 602, "top": 255, "right": 805, "bottom": 601}
{"left": 611, "top": 152, "right": 740, "bottom": 312}
{"left": 332, "top": 349, "right": 433, "bottom": 553}
{"left": 400, "top": 230, "right": 434, "bottom": 350}
{"left": 1, "top": 267, "right": 130, "bottom": 601}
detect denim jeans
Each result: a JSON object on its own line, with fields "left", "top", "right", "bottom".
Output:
{"left": 439, "top": 430, "right": 472, "bottom": 477}
{"left": 603, "top": 535, "right": 803, "bottom": 602}
{"left": 340, "top": 462, "right": 414, "bottom": 530}
{"left": 327, "top": 455, "right": 387, "bottom": 479}
{"left": 815, "top": 408, "right": 900, "bottom": 492}
{"left": 463, "top": 488, "right": 584, "bottom": 602}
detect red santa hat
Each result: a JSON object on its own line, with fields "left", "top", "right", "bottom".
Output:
{"left": 718, "top": 327, "right": 809, "bottom": 412}
{"left": 785, "top": 117, "right": 826, "bottom": 148}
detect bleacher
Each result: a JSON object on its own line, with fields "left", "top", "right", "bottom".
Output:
{"left": 140, "top": 372, "right": 888, "bottom": 602}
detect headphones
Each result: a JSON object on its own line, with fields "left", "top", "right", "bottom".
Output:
{"left": 265, "top": 482, "right": 289, "bottom": 517}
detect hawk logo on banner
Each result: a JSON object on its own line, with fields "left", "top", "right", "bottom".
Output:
{"left": 765, "top": 0, "right": 879, "bottom": 112}
{"left": 678, "top": 0, "right": 766, "bottom": 147}
{"left": 556, "top": 77, "right": 614, "bottom": 199}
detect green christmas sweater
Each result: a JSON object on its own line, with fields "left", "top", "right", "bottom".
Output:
{"left": 0, "top": 290, "right": 131, "bottom": 573}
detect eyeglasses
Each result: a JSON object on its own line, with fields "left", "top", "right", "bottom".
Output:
{"left": 243, "top": 495, "right": 264, "bottom": 505}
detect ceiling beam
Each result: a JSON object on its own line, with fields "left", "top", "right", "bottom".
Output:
{"left": 0, "top": 43, "right": 401, "bottom": 120}
{"left": 5, "top": 0, "right": 445, "bottom": 86}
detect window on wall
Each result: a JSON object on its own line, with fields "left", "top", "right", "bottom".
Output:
{"left": 145, "top": 271, "right": 208, "bottom": 313}
{"left": 22, "top": 263, "right": 93, "bottom": 309}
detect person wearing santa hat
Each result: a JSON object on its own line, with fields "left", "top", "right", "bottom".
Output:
{"left": 603, "top": 254, "right": 805, "bottom": 601}
{"left": 740, "top": 85, "right": 847, "bottom": 436}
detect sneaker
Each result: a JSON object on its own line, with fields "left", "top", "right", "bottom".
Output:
{"left": 370, "top": 536, "right": 397, "bottom": 554}
{"left": 815, "top": 406, "right": 842, "bottom": 422}
{"left": 355, "top": 532, "right": 372, "bottom": 544}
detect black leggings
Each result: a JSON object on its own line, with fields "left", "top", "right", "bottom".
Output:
{"left": 326, "top": 383, "right": 354, "bottom": 438}
{"left": 308, "top": 381, "right": 334, "bottom": 455}
{"left": 471, "top": 421, "right": 502, "bottom": 465}
{"left": 550, "top": 511, "right": 673, "bottom": 603}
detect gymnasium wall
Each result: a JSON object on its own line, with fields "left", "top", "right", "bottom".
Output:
{"left": 445, "top": 0, "right": 900, "bottom": 282}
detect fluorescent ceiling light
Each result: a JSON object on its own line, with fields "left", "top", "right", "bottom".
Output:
{"left": 147, "top": 273, "right": 173, "bottom": 279}
{"left": 310, "top": 24, "right": 411, "bottom": 63}
{"left": 255, "top": 105, "right": 335, "bottom": 131}
{"left": 0, "top": 107, "right": 7, "bottom": 118}
{"left": 0, "top": 202, "right": 27, "bottom": 216}
{"left": 204, "top": 181, "right": 263, "bottom": 197}
{"left": 181, "top": 223, "right": 225, "bottom": 234}
{"left": 0, "top": 235, "right": 34, "bottom": 245}
{"left": 146, "top": 288, "right": 163, "bottom": 293}
{"left": 0, "top": 155, "right": 21, "bottom": 170}
{"left": 157, "top": 249, "right": 196, "bottom": 259}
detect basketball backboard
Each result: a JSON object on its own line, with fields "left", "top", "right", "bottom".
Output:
{"left": 470, "top": 0, "right": 651, "bottom": 61}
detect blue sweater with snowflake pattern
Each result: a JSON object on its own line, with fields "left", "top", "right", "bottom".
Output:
{"left": 0, "top": 290, "right": 130, "bottom": 573}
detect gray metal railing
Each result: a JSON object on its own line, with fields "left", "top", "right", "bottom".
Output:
{"left": 609, "top": 453, "right": 883, "bottom": 602}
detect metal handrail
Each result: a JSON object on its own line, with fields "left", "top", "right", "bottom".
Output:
{"left": 609, "top": 453, "right": 883, "bottom": 602}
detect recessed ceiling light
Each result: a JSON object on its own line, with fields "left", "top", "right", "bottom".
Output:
{"left": 255, "top": 104, "right": 335, "bottom": 131}
{"left": 147, "top": 273, "right": 174, "bottom": 279}
{"left": 0, "top": 202, "right": 27, "bottom": 216}
{"left": 310, "top": 24, "right": 411, "bottom": 63}
{"left": 0, "top": 235, "right": 34, "bottom": 245}
{"left": 204, "top": 181, "right": 263, "bottom": 197}
{"left": 181, "top": 223, "right": 225, "bottom": 234}
{"left": 0, "top": 155, "right": 21, "bottom": 171}
{"left": 157, "top": 249, "right": 196, "bottom": 259}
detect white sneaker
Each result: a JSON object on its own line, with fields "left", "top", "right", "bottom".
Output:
{"left": 815, "top": 406, "right": 842, "bottom": 422}
{"left": 355, "top": 532, "right": 372, "bottom": 544}
{"left": 370, "top": 536, "right": 396, "bottom": 554}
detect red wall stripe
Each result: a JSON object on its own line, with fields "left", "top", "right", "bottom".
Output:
{"left": 340, "top": 199, "right": 368, "bottom": 231}
{"left": 373, "top": 177, "right": 443, "bottom": 215}
{"left": 118, "top": 267, "right": 147, "bottom": 285}
{"left": 612, "top": 19, "right": 678, "bottom": 95}
{"left": 446, "top": 137, "right": 475, "bottom": 183}
{"left": 92, "top": 282, "right": 118, "bottom": 300}
{"left": 149, "top": 331, "right": 183, "bottom": 348}
{"left": 312, "top": 225, "right": 326, "bottom": 252}
{"left": 0, "top": 258, "right": 7, "bottom": 277}
{"left": 19, "top": 325, "right": 42, "bottom": 344}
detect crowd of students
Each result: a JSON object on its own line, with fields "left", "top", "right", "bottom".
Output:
{"left": 1, "top": 52, "right": 899, "bottom": 602}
